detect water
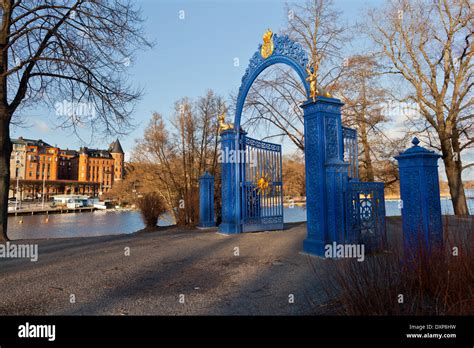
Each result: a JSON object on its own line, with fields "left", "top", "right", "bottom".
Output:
{"left": 8, "top": 191, "right": 474, "bottom": 239}
{"left": 385, "top": 189, "right": 474, "bottom": 216}
{"left": 8, "top": 210, "right": 174, "bottom": 240}
{"left": 284, "top": 190, "right": 474, "bottom": 221}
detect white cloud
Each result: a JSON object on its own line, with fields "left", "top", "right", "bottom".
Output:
{"left": 34, "top": 120, "right": 50, "bottom": 133}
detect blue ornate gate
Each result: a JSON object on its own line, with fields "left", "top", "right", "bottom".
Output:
{"left": 240, "top": 135, "right": 284, "bottom": 232}
{"left": 218, "top": 29, "right": 387, "bottom": 257}
{"left": 342, "top": 127, "right": 387, "bottom": 252}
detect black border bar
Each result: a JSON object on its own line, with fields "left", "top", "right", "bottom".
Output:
{"left": 0, "top": 316, "right": 472, "bottom": 346}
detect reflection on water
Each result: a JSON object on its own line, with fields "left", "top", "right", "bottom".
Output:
{"left": 8, "top": 210, "right": 174, "bottom": 240}
{"left": 8, "top": 193, "right": 474, "bottom": 239}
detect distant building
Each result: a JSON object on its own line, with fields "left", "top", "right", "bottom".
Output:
{"left": 9, "top": 137, "right": 125, "bottom": 199}
{"left": 109, "top": 139, "right": 125, "bottom": 182}
{"left": 11, "top": 137, "right": 58, "bottom": 180}
{"left": 58, "top": 149, "right": 79, "bottom": 180}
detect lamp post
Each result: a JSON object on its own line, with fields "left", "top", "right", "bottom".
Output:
{"left": 15, "top": 167, "right": 23, "bottom": 210}
{"left": 15, "top": 152, "right": 23, "bottom": 210}
{"left": 42, "top": 162, "right": 47, "bottom": 209}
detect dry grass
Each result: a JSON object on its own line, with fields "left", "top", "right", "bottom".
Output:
{"left": 315, "top": 218, "right": 474, "bottom": 315}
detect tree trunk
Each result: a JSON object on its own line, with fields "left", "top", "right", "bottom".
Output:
{"left": 358, "top": 109, "right": 374, "bottom": 181}
{"left": 0, "top": 0, "right": 12, "bottom": 241}
{"left": 359, "top": 127, "right": 375, "bottom": 182}
{"left": 359, "top": 78, "right": 375, "bottom": 182}
{"left": 441, "top": 138, "right": 469, "bottom": 216}
{"left": 0, "top": 112, "right": 12, "bottom": 241}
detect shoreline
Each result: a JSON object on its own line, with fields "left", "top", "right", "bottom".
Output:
{"left": 285, "top": 193, "right": 457, "bottom": 204}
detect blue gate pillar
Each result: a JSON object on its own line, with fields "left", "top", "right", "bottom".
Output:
{"left": 198, "top": 171, "right": 215, "bottom": 228}
{"left": 302, "top": 97, "right": 348, "bottom": 256}
{"left": 218, "top": 129, "right": 241, "bottom": 234}
{"left": 395, "top": 137, "right": 443, "bottom": 258}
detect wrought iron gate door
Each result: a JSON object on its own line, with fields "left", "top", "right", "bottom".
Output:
{"left": 345, "top": 182, "right": 387, "bottom": 252}
{"left": 240, "top": 135, "right": 284, "bottom": 232}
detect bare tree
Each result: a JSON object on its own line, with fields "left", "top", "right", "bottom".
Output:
{"left": 133, "top": 92, "right": 225, "bottom": 226}
{"left": 0, "top": 0, "right": 151, "bottom": 240}
{"left": 337, "top": 54, "right": 405, "bottom": 185}
{"left": 243, "top": 66, "right": 306, "bottom": 150}
{"left": 132, "top": 113, "right": 180, "bottom": 214}
{"left": 365, "top": 0, "right": 473, "bottom": 215}
{"left": 285, "top": 0, "right": 348, "bottom": 89}
{"left": 242, "top": 0, "right": 349, "bottom": 151}
{"left": 282, "top": 154, "right": 306, "bottom": 197}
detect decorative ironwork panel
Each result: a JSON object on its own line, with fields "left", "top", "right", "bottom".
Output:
{"left": 240, "top": 135, "right": 284, "bottom": 232}
{"left": 342, "top": 126, "right": 359, "bottom": 179}
{"left": 345, "top": 181, "right": 386, "bottom": 252}
{"left": 325, "top": 117, "right": 339, "bottom": 159}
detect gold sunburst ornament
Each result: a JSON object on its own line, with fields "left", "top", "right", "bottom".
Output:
{"left": 256, "top": 172, "right": 272, "bottom": 195}
{"left": 260, "top": 29, "right": 274, "bottom": 59}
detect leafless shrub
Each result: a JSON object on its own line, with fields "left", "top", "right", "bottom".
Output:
{"left": 315, "top": 219, "right": 474, "bottom": 315}
{"left": 136, "top": 192, "right": 168, "bottom": 229}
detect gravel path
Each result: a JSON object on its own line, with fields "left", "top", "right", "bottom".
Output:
{"left": 1, "top": 216, "right": 469, "bottom": 315}
{"left": 0, "top": 222, "right": 331, "bottom": 315}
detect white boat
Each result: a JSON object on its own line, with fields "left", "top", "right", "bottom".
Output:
{"left": 67, "top": 201, "right": 83, "bottom": 209}
{"left": 93, "top": 203, "right": 108, "bottom": 210}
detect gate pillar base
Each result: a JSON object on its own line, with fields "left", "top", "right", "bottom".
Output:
{"left": 303, "top": 239, "right": 326, "bottom": 257}
{"left": 218, "top": 223, "right": 242, "bottom": 234}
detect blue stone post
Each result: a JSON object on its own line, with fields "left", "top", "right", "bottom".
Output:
{"left": 218, "top": 129, "right": 241, "bottom": 234}
{"left": 302, "top": 97, "right": 348, "bottom": 256}
{"left": 198, "top": 171, "right": 215, "bottom": 228}
{"left": 395, "top": 137, "right": 443, "bottom": 258}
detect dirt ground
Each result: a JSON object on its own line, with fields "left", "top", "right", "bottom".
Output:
{"left": 0, "top": 216, "right": 471, "bottom": 315}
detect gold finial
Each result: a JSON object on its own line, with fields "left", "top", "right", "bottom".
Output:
{"left": 260, "top": 29, "right": 274, "bottom": 59}
{"left": 305, "top": 65, "right": 317, "bottom": 102}
{"left": 305, "top": 64, "right": 332, "bottom": 101}
{"left": 218, "top": 112, "right": 234, "bottom": 133}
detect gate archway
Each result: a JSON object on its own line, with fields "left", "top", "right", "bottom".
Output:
{"left": 233, "top": 33, "right": 310, "bottom": 130}
{"left": 220, "top": 32, "right": 312, "bottom": 235}
{"left": 236, "top": 33, "right": 312, "bottom": 233}
{"left": 218, "top": 30, "right": 386, "bottom": 256}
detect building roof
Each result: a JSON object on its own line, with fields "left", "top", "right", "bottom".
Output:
{"left": 109, "top": 138, "right": 124, "bottom": 154}
{"left": 80, "top": 147, "right": 113, "bottom": 159}
{"left": 60, "top": 149, "right": 78, "bottom": 156}
{"left": 12, "top": 137, "right": 52, "bottom": 148}
{"left": 12, "top": 136, "right": 123, "bottom": 158}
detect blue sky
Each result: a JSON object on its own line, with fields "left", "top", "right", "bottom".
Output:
{"left": 10, "top": 0, "right": 473, "bottom": 180}
{"left": 12, "top": 0, "right": 374, "bottom": 152}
